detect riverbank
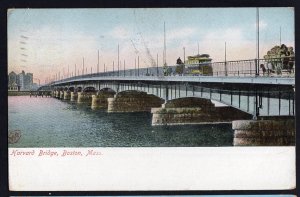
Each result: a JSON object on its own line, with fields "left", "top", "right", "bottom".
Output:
{"left": 8, "top": 91, "right": 31, "bottom": 96}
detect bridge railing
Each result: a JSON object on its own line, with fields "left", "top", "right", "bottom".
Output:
{"left": 209, "top": 57, "right": 295, "bottom": 77}
{"left": 49, "top": 56, "right": 295, "bottom": 84}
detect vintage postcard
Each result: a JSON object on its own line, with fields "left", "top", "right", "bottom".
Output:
{"left": 8, "top": 8, "right": 295, "bottom": 191}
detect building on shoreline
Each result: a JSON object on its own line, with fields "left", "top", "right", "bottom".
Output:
{"left": 8, "top": 70, "right": 33, "bottom": 91}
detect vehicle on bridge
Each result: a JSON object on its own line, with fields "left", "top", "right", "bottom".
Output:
{"left": 263, "top": 44, "right": 295, "bottom": 75}
{"left": 184, "top": 54, "right": 213, "bottom": 76}
{"left": 171, "top": 54, "right": 213, "bottom": 76}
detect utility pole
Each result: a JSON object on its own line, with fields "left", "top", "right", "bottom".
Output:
{"left": 68, "top": 65, "right": 69, "bottom": 78}
{"left": 135, "top": 58, "right": 136, "bottom": 76}
{"left": 225, "top": 42, "right": 228, "bottom": 76}
{"left": 118, "top": 44, "right": 120, "bottom": 76}
{"left": 82, "top": 57, "right": 85, "bottom": 75}
{"left": 113, "top": 61, "right": 114, "bottom": 76}
{"left": 124, "top": 60, "right": 125, "bottom": 77}
{"left": 97, "top": 49, "right": 99, "bottom": 73}
{"left": 280, "top": 26, "right": 282, "bottom": 45}
{"left": 163, "top": 21, "right": 166, "bottom": 66}
{"left": 183, "top": 47, "right": 185, "bottom": 64}
{"left": 254, "top": 7, "right": 260, "bottom": 120}
{"left": 138, "top": 56, "right": 140, "bottom": 76}
{"left": 157, "top": 53, "right": 159, "bottom": 76}
{"left": 256, "top": 7, "right": 260, "bottom": 76}
{"left": 75, "top": 64, "right": 77, "bottom": 77}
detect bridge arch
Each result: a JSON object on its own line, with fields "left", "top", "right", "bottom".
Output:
{"left": 76, "top": 87, "right": 82, "bottom": 92}
{"left": 164, "top": 97, "right": 215, "bottom": 108}
{"left": 68, "top": 87, "right": 75, "bottom": 92}
{"left": 108, "top": 90, "right": 164, "bottom": 112}
{"left": 83, "top": 86, "right": 96, "bottom": 93}
{"left": 152, "top": 96, "right": 252, "bottom": 125}
{"left": 99, "top": 87, "right": 116, "bottom": 94}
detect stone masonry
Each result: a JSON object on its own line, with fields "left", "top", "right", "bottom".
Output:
{"left": 108, "top": 90, "right": 164, "bottom": 112}
{"left": 151, "top": 97, "right": 252, "bottom": 125}
{"left": 91, "top": 90, "right": 116, "bottom": 110}
{"left": 233, "top": 116, "right": 295, "bottom": 146}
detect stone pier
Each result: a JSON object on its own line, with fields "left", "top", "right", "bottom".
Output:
{"left": 108, "top": 90, "right": 164, "bottom": 112}
{"left": 55, "top": 90, "right": 60, "bottom": 98}
{"left": 77, "top": 92, "right": 94, "bottom": 103}
{"left": 151, "top": 97, "right": 252, "bottom": 125}
{"left": 91, "top": 91, "right": 115, "bottom": 110}
{"left": 63, "top": 91, "right": 71, "bottom": 100}
{"left": 59, "top": 91, "right": 64, "bottom": 99}
{"left": 233, "top": 116, "right": 295, "bottom": 146}
{"left": 70, "top": 92, "right": 78, "bottom": 102}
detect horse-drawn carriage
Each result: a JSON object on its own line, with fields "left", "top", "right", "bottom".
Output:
{"left": 263, "top": 44, "right": 294, "bottom": 75}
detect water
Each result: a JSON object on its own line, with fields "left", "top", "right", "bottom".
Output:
{"left": 8, "top": 96, "right": 234, "bottom": 147}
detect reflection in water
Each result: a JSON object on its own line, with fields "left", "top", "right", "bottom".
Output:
{"left": 8, "top": 96, "right": 233, "bottom": 147}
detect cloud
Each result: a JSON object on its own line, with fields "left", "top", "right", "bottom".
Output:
{"left": 203, "top": 27, "right": 243, "bottom": 42}
{"left": 8, "top": 25, "right": 102, "bottom": 81}
{"left": 195, "top": 27, "right": 256, "bottom": 61}
{"left": 168, "top": 27, "right": 197, "bottom": 40}
{"left": 253, "top": 20, "right": 267, "bottom": 30}
{"left": 110, "top": 26, "right": 131, "bottom": 39}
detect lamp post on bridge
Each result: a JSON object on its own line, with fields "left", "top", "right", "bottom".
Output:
{"left": 225, "top": 42, "right": 228, "bottom": 76}
{"left": 97, "top": 49, "right": 99, "bottom": 74}
{"left": 255, "top": 7, "right": 260, "bottom": 77}
{"left": 183, "top": 47, "right": 185, "bottom": 64}
{"left": 157, "top": 53, "right": 159, "bottom": 76}
{"left": 82, "top": 57, "right": 85, "bottom": 75}
{"left": 118, "top": 44, "right": 120, "bottom": 77}
{"left": 113, "top": 61, "right": 115, "bottom": 76}
{"left": 124, "top": 60, "right": 125, "bottom": 77}
{"left": 138, "top": 56, "right": 140, "bottom": 77}
{"left": 135, "top": 58, "right": 136, "bottom": 77}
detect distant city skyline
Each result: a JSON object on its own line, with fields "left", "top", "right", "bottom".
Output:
{"left": 8, "top": 70, "right": 35, "bottom": 91}
{"left": 8, "top": 8, "right": 294, "bottom": 84}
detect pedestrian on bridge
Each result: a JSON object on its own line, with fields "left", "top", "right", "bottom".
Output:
{"left": 260, "top": 64, "right": 267, "bottom": 76}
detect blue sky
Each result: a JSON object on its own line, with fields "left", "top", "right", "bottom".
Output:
{"left": 7, "top": 8, "right": 294, "bottom": 83}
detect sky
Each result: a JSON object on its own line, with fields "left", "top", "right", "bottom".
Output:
{"left": 7, "top": 8, "right": 294, "bottom": 84}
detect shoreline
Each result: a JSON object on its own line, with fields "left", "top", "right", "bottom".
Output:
{"left": 8, "top": 91, "right": 32, "bottom": 96}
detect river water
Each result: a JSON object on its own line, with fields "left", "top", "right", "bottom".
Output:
{"left": 8, "top": 96, "right": 233, "bottom": 147}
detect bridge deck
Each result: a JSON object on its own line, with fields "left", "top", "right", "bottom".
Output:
{"left": 52, "top": 76, "right": 295, "bottom": 86}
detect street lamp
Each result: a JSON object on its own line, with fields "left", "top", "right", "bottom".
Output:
{"left": 225, "top": 42, "right": 228, "bottom": 76}
{"left": 183, "top": 47, "right": 185, "bottom": 64}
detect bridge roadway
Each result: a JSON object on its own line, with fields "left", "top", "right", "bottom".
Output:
{"left": 51, "top": 75, "right": 295, "bottom": 86}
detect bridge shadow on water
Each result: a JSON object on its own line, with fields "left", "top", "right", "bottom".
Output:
{"left": 60, "top": 99, "right": 234, "bottom": 147}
